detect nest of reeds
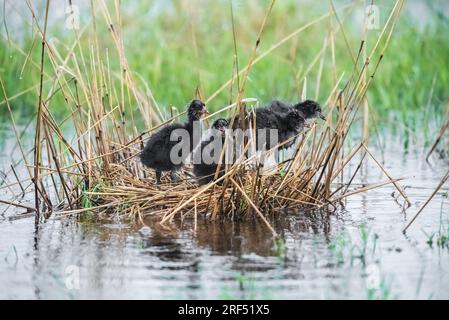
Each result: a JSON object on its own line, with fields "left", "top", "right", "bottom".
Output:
{"left": 1, "top": 0, "right": 410, "bottom": 235}
{"left": 66, "top": 88, "right": 410, "bottom": 237}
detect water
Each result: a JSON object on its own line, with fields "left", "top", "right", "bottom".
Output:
{"left": 1, "top": 132, "right": 449, "bottom": 299}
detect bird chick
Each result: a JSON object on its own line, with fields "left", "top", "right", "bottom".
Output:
{"left": 268, "top": 99, "right": 325, "bottom": 121}
{"left": 193, "top": 118, "right": 228, "bottom": 185}
{"left": 140, "top": 99, "right": 207, "bottom": 184}
{"left": 277, "top": 109, "right": 306, "bottom": 149}
{"left": 229, "top": 108, "right": 305, "bottom": 150}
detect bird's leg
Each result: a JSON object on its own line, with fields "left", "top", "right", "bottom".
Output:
{"left": 155, "top": 170, "right": 161, "bottom": 185}
{"left": 170, "top": 170, "right": 177, "bottom": 182}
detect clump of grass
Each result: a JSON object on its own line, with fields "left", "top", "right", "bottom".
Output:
{"left": 327, "top": 225, "right": 393, "bottom": 300}
{"left": 272, "top": 238, "right": 286, "bottom": 265}
{"left": 367, "top": 274, "right": 393, "bottom": 300}
{"left": 349, "top": 224, "right": 377, "bottom": 266}
{"left": 229, "top": 272, "right": 273, "bottom": 299}
{"left": 0, "top": 0, "right": 411, "bottom": 235}
{"left": 328, "top": 224, "right": 379, "bottom": 266}
{"left": 328, "top": 231, "right": 348, "bottom": 264}
{"left": 423, "top": 227, "right": 449, "bottom": 249}
{"left": 426, "top": 230, "right": 449, "bottom": 249}
{"left": 436, "top": 232, "right": 449, "bottom": 248}
{"left": 423, "top": 192, "right": 449, "bottom": 249}
{"left": 3, "top": 2, "right": 449, "bottom": 125}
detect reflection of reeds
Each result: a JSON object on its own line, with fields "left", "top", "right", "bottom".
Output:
{"left": 2, "top": 0, "right": 408, "bottom": 235}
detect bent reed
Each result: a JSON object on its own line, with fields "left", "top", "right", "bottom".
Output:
{"left": 1, "top": 0, "right": 409, "bottom": 235}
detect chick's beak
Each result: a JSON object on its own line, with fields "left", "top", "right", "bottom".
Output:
{"left": 319, "top": 112, "right": 326, "bottom": 120}
{"left": 202, "top": 105, "right": 209, "bottom": 115}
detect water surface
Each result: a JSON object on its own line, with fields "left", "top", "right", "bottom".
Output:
{"left": 1, "top": 134, "right": 448, "bottom": 299}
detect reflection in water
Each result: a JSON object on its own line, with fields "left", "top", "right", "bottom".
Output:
{"left": 1, "top": 141, "right": 449, "bottom": 299}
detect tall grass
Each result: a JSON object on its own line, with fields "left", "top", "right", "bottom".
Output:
{"left": 0, "top": 0, "right": 414, "bottom": 234}
{"left": 1, "top": 1, "right": 449, "bottom": 128}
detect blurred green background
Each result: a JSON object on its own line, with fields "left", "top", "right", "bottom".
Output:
{"left": 1, "top": 0, "right": 448, "bottom": 135}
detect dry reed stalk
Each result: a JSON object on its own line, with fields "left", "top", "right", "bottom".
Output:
{"left": 31, "top": 0, "right": 51, "bottom": 224}
{"left": 426, "top": 101, "right": 449, "bottom": 161}
{"left": 403, "top": 168, "right": 449, "bottom": 234}
{"left": 330, "top": 178, "right": 405, "bottom": 203}
{"left": 361, "top": 144, "right": 411, "bottom": 207}
{"left": 205, "top": 1, "right": 359, "bottom": 104}
{"left": 0, "top": 0, "right": 409, "bottom": 234}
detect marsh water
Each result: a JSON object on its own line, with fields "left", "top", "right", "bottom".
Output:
{"left": 1, "top": 132, "right": 449, "bottom": 299}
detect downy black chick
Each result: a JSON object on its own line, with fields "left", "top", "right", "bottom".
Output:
{"left": 268, "top": 99, "right": 325, "bottom": 121}
{"left": 276, "top": 109, "right": 306, "bottom": 149}
{"left": 140, "top": 99, "right": 207, "bottom": 184}
{"left": 229, "top": 108, "right": 305, "bottom": 150}
{"left": 193, "top": 118, "right": 228, "bottom": 185}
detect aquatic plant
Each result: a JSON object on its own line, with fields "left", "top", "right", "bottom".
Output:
{"left": 328, "top": 231, "right": 348, "bottom": 265}
{"left": 328, "top": 224, "right": 378, "bottom": 266}
{"left": 423, "top": 197, "right": 449, "bottom": 249}
{"left": 327, "top": 225, "right": 395, "bottom": 300}
{"left": 367, "top": 273, "right": 393, "bottom": 300}
{"left": 0, "top": 0, "right": 410, "bottom": 235}
{"left": 228, "top": 273, "right": 257, "bottom": 299}
{"left": 272, "top": 238, "right": 286, "bottom": 266}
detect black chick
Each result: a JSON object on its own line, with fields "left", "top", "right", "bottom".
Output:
{"left": 268, "top": 99, "right": 325, "bottom": 121}
{"left": 193, "top": 118, "right": 228, "bottom": 185}
{"left": 140, "top": 99, "right": 207, "bottom": 184}
{"left": 230, "top": 108, "right": 305, "bottom": 150}
{"left": 276, "top": 109, "right": 306, "bottom": 149}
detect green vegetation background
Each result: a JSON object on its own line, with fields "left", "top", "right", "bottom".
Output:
{"left": 1, "top": 1, "right": 448, "bottom": 133}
